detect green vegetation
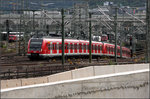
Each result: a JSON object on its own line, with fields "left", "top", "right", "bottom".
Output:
{"left": 108, "top": 60, "right": 115, "bottom": 65}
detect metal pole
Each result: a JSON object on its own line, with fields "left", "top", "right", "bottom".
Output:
{"left": 19, "top": 11, "right": 22, "bottom": 55}
{"left": 146, "top": 0, "right": 150, "bottom": 62}
{"left": 6, "top": 20, "right": 9, "bottom": 50}
{"left": 32, "top": 10, "right": 35, "bottom": 35}
{"left": 120, "top": 10, "right": 125, "bottom": 58}
{"left": 0, "top": 2, "right": 2, "bottom": 42}
{"left": 114, "top": 7, "right": 118, "bottom": 63}
{"left": 148, "top": 0, "right": 150, "bottom": 62}
{"left": 89, "top": 13, "right": 92, "bottom": 63}
{"left": 61, "top": 8, "right": 65, "bottom": 65}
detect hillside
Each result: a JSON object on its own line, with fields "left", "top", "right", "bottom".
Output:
{"left": 0, "top": 0, "right": 146, "bottom": 10}
{"left": 89, "top": 0, "right": 146, "bottom": 8}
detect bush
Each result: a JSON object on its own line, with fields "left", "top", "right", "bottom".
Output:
{"left": 108, "top": 60, "right": 115, "bottom": 65}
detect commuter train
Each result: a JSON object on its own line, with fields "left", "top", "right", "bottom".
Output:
{"left": 9, "top": 35, "right": 17, "bottom": 42}
{"left": 27, "top": 38, "right": 131, "bottom": 60}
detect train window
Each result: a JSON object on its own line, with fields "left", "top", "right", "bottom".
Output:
{"left": 113, "top": 48, "right": 115, "bottom": 53}
{"left": 75, "top": 44, "right": 77, "bottom": 49}
{"left": 70, "top": 44, "right": 73, "bottom": 50}
{"left": 72, "top": 44, "right": 74, "bottom": 49}
{"left": 69, "top": 44, "right": 70, "bottom": 49}
{"left": 68, "top": 44, "right": 69, "bottom": 49}
{"left": 57, "top": 44, "right": 59, "bottom": 50}
{"left": 59, "top": 44, "right": 62, "bottom": 50}
{"left": 107, "top": 46, "right": 109, "bottom": 53}
{"left": 67, "top": 44, "right": 69, "bottom": 49}
{"left": 47, "top": 44, "right": 50, "bottom": 50}
{"left": 100, "top": 45, "right": 102, "bottom": 51}
{"left": 110, "top": 47, "right": 112, "bottom": 53}
{"left": 117, "top": 49, "right": 120, "bottom": 54}
{"left": 95, "top": 45, "right": 97, "bottom": 51}
{"left": 74, "top": 44, "right": 77, "bottom": 50}
{"left": 98, "top": 45, "right": 100, "bottom": 51}
{"left": 52, "top": 44, "right": 54, "bottom": 50}
{"left": 79, "top": 44, "right": 81, "bottom": 50}
{"left": 92, "top": 45, "right": 94, "bottom": 50}
{"left": 30, "top": 39, "right": 43, "bottom": 51}
{"left": 65, "top": 44, "right": 68, "bottom": 50}
{"left": 67, "top": 44, "right": 68, "bottom": 49}
{"left": 65, "top": 44, "right": 66, "bottom": 49}
{"left": 84, "top": 44, "right": 86, "bottom": 50}
{"left": 82, "top": 44, "right": 84, "bottom": 50}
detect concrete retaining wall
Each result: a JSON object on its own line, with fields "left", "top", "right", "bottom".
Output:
{"left": 1, "top": 64, "right": 149, "bottom": 89}
{"left": 1, "top": 70, "right": 149, "bottom": 98}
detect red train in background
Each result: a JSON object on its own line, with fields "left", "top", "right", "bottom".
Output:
{"left": 27, "top": 38, "right": 131, "bottom": 60}
{"left": 9, "top": 35, "right": 17, "bottom": 42}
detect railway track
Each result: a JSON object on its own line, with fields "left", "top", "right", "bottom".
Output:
{"left": 0, "top": 54, "right": 145, "bottom": 80}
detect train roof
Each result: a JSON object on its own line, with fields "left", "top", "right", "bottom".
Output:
{"left": 31, "top": 38, "right": 103, "bottom": 44}
{"left": 29, "top": 38, "right": 130, "bottom": 50}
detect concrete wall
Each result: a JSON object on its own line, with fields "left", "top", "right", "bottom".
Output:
{"left": 1, "top": 70, "right": 149, "bottom": 98}
{"left": 1, "top": 64, "right": 149, "bottom": 89}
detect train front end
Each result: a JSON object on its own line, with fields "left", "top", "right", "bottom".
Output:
{"left": 27, "top": 38, "right": 44, "bottom": 59}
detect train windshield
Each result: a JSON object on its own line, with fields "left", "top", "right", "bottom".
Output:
{"left": 30, "top": 39, "right": 43, "bottom": 51}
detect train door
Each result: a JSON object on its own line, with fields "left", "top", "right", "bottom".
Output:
{"left": 77, "top": 43, "right": 79, "bottom": 54}
{"left": 86, "top": 43, "right": 88, "bottom": 54}
{"left": 111, "top": 46, "right": 113, "bottom": 55}
{"left": 109, "top": 46, "right": 110, "bottom": 55}
{"left": 79, "top": 43, "right": 82, "bottom": 53}
{"left": 88, "top": 44, "right": 89, "bottom": 53}
{"left": 74, "top": 43, "right": 77, "bottom": 53}
{"left": 98, "top": 45, "right": 100, "bottom": 54}
{"left": 82, "top": 43, "right": 84, "bottom": 54}
{"left": 113, "top": 47, "right": 115, "bottom": 55}
{"left": 100, "top": 44, "right": 102, "bottom": 54}
{"left": 65, "top": 42, "right": 68, "bottom": 53}
{"left": 83, "top": 43, "right": 86, "bottom": 53}
{"left": 57, "top": 42, "right": 59, "bottom": 55}
{"left": 107, "top": 46, "right": 109, "bottom": 55}
{"left": 68, "top": 42, "right": 70, "bottom": 54}
{"left": 59, "top": 43, "right": 62, "bottom": 54}
{"left": 110, "top": 47, "right": 112, "bottom": 55}
{"left": 92, "top": 44, "right": 94, "bottom": 53}
{"left": 117, "top": 47, "right": 120, "bottom": 56}
{"left": 109, "top": 46, "right": 111, "bottom": 55}
{"left": 46, "top": 42, "right": 50, "bottom": 54}
{"left": 70, "top": 43, "right": 73, "bottom": 54}
{"left": 52, "top": 42, "right": 57, "bottom": 54}
{"left": 95, "top": 44, "right": 97, "bottom": 54}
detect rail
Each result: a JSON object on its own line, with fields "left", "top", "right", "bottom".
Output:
{"left": 0, "top": 60, "right": 144, "bottom": 80}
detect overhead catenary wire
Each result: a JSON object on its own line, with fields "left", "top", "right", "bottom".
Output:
{"left": 118, "top": 7, "right": 146, "bottom": 25}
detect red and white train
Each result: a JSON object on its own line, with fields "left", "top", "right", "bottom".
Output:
{"left": 9, "top": 35, "right": 17, "bottom": 42}
{"left": 27, "top": 38, "right": 131, "bottom": 59}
